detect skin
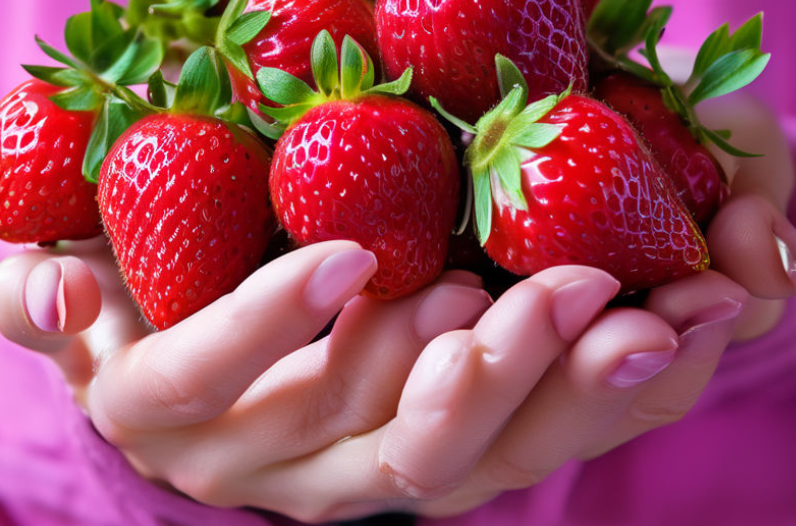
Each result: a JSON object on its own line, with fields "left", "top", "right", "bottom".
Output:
{"left": 0, "top": 93, "right": 794, "bottom": 522}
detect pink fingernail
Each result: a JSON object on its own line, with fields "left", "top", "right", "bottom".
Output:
{"left": 607, "top": 345, "right": 678, "bottom": 388}
{"left": 775, "top": 235, "right": 796, "bottom": 282}
{"left": 550, "top": 275, "right": 621, "bottom": 341}
{"left": 24, "top": 260, "right": 64, "bottom": 332}
{"left": 414, "top": 284, "right": 492, "bottom": 342}
{"left": 677, "top": 298, "right": 745, "bottom": 336}
{"left": 304, "top": 249, "right": 378, "bottom": 312}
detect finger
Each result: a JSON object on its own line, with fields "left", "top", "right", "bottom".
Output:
{"left": 0, "top": 253, "right": 101, "bottom": 351}
{"left": 130, "top": 272, "right": 493, "bottom": 500}
{"left": 89, "top": 241, "right": 377, "bottom": 433}
{"left": 707, "top": 194, "right": 796, "bottom": 300}
{"left": 374, "top": 266, "right": 621, "bottom": 498}
{"left": 578, "top": 270, "right": 748, "bottom": 459}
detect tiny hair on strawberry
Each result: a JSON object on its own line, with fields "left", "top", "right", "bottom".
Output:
{"left": 587, "top": 0, "right": 771, "bottom": 225}
{"left": 432, "top": 55, "right": 709, "bottom": 293}
{"left": 99, "top": 46, "right": 276, "bottom": 329}
{"left": 257, "top": 30, "right": 461, "bottom": 299}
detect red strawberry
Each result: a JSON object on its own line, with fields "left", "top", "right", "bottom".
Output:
{"left": 586, "top": 7, "right": 770, "bottom": 225}
{"left": 220, "top": 0, "right": 379, "bottom": 114}
{"left": 99, "top": 48, "right": 275, "bottom": 329}
{"left": 0, "top": 79, "right": 101, "bottom": 244}
{"left": 433, "top": 58, "right": 709, "bottom": 292}
{"left": 376, "top": 0, "right": 589, "bottom": 123}
{"left": 594, "top": 73, "right": 729, "bottom": 225}
{"left": 259, "top": 31, "right": 460, "bottom": 299}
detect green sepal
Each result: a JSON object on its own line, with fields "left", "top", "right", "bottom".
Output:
{"left": 64, "top": 12, "right": 94, "bottom": 64}
{"left": 83, "top": 97, "right": 144, "bottom": 183}
{"left": 587, "top": 0, "right": 653, "bottom": 56}
{"left": 429, "top": 97, "right": 477, "bottom": 135}
{"left": 362, "top": 67, "right": 412, "bottom": 96}
{"left": 99, "top": 30, "right": 165, "bottom": 85}
{"left": 472, "top": 164, "right": 494, "bottom": 246}
{"left": 21, "top": 66, "right": 89, "bottom": 88}
{"left": 700, "top": 126, "right": 763, "bottom": 158}
{"left": 312, "top": 30, "right": 339, "bottom": 98}
{"left": 258, "top": 102, "right": 316, "bottom": 123}
{"left": 172, "top": 46, "right": 232, "bottom": 116}
{"left": 256, "top": 68, "right": 318, "bottom": 106}
{"left": 49, "top": 85, "right": 105, "bottom": 112}
{"left": 89, "top": 0, "right": 126, "bottom": 50}
{"left": 226, "top": 11, "right": 271, "bottom": 45}
{"left": 247, "top": 108, "right": 285, "bottom": 140}
{"left": 495, "top": 54, "right": 528, "bottom": 100}
{"left": 508, "top": 122, "right": 563, "bottom": 149}
{"left": 147, "top": 70, "right": 170, "bottom": 108}
{"left": 687, "top": 48, "right": 770, "bottom": 106}
{"left": 491, "top": 145, "right": 527, "bottom": 212}
{"left": 35, "top": 36, "right": 81, "bottom": 69}
{"left": 340, "top": 35, "right": 366, "bottom": 99}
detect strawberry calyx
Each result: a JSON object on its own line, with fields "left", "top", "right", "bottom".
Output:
{"left": 587, "top": 0, "right": 770, "bottom": 158}
{"left": 249, "top": 29, "right": 412, "bottom": 140}
{"left": 431, "top": 55, "right": 569, "bottom": 246}
{"left": 126, "top": 0, "right": 224, "bottom": 45}
{"left": 215, "top": 0, "right": 271, "bottom": 79}
{"left": 21, "top": 0, "right": 166, "bottom": 183}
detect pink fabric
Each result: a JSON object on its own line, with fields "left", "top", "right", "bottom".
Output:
{"left": 2, "top": 1, "right": 796, "bottom": 525}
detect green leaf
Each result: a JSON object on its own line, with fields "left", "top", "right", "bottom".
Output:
{"left": 173, "top": 46, "right": 228, "bottom": 115}
{"left": 691, "top": 23, "right": 731, "bottom": 80}
{"left": 247, "top": 108, "right": 285, "bottom": 140}
{"left": 90, "top": 30, "right": 134, "bottom": 74}
{"left": 495, "top": 54, "right": 528, "bottom": 100}
{"left": 215, "top": 101, "right": 252, "bottom": 126}
{"left": 472, "top": 164, "right": 493, "bottom": 246}
{"left": 688, "top": 49, "right": 770, "bottom": 105}
{"left": 491, "top": 146, "right": 527, "bottom": 211}
{"left": 588, "top": 0, "right": 653, "bottom": 55}
{"left": 148, "top": 70, "right": 169, "bottom": 108}
{"left": 83, "top": 98, "right": 143, "bottom": 183}
{"left": 361, "top": 53, "right": 376, "bottom": 92}
{"left": 258, "top": 102, "right": 315, "bottom": 124}
{"left": 640, "top": 7, "right": 672, "bottom": 86}
{"left": 364, "top": 67, "right": 412, "bottom": 97}
{"left": 64, "top": 12, "right": 94, "bottom": 64}
{"left": 475, "top": 85, "right": 528, "bottom": 135}
{"left": 49, "top": 85, "right": 104, "bottom": 112}
{"left": 220, "top": 42, "right": 253, "bottom": 78}
{"left": 226, "top": 11, "right": 271, "bottom": 45}
{"left": 116, "top": 37, "right": 165, "bottom": 85}
{"left": 35, "top": 36, "right": 80, "bottom": 69}
{"left": 256, "top": 67, "right": 317, "bottom": 106}
{"left": 311, "top": 30, "right": 339, "bottom": 98}
{"left": 508, "top": 123, "right": 563, "bottom": 149}
{"left": 429, "top": 96, "right": 477, "bottom": 135}
{"left": 340, "top": 35, "right": 365, "bottom": 99}
{"left": 729, "top": 13, "right": 763, "bottom": 50}
{"left": 21, "top": 65, "right": 88, "bottom": 88}
{"left": 701, "top": 126, "right": 762, "bottom": 158}
{"left": 508, "top": 92, "right": 562, "bottom": 132}
{"left": 90, "top": 0, "right": 125, "bottom": 50}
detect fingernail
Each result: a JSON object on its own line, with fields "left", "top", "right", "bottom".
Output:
{"left": 550, "top": 274, "right": 621, "bottom": 341}
{"left": 304, "top": 249, "right": 378, "bottom": 312}
{"left": 775, "top": 235, "right": 796, "bottom": 281}
{"left": 24, "top": 260, "right": 64, "bottom": 332}
{"left": 677, "top": 298, "right": 745, "bottom": 336}
{"left": 607, "top": 346, "right": 678, "bottom": 388}
{"left": 414, "top": 284, "right": 492, "bottom": 342}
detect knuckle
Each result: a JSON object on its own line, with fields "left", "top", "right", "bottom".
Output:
{"left": 480, "top": 454, "right": 553, "bottom": 490}
{"left": 381, "top": 461, "right": 458, "bottom": 501}
{"left": 169, "top": 467, "right": 237, "bottom": 508}
{"left": 139, "top": 363, "right": 227, "bottom": 422}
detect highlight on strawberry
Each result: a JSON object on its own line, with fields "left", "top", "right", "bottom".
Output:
{"left": 587, "top": 0, "right": 771, "bottom": 225}
{"left": 257, "top": 30, "right": 461, "bottom": 299}
{"left": 432, "top": 56, "right": 710, "bottom": 293}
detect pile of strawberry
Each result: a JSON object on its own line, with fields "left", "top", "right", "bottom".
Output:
{"left": 0, "top": 0, "right": 770, "bottom": 330}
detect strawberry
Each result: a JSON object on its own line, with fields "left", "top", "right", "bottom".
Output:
{"left": 0, "top": 80, "right": 101, "bottom": 244}
{"left": 256, "top": 31, "right": 460, "bottom": 299}
{"left": 433, "top": 57, "right": 709, "bottom": 292}
{"left": 376, "top": 0, "right": 589, "bottom": 123}
{"left": 216, "top": 0, "right": 379, "bottom": 115}
{"left": 99, "top": 48, "right": 275, "bottom": 329}
{"left": 594, "top": 73, "right": 728, "bottom": 225}
{"left": 587, "top": 3, "right": 770, "bottom": 224}
{"left": 581, "top": 0, "right": 600, "bottom": 18}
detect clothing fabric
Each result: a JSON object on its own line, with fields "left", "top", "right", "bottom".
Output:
{"left": 2, "top": 1, "right": 796, "bottom": 525}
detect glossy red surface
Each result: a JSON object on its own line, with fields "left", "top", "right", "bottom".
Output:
{"left": 229, "top": 0, "right": 379, "bottom": 112}
{"left": 0, "top": 79, "right": 101, "bottom": 243}
{"left": 270, "top": 95, "right": 460, "bottom": 299}
{"left": 376, "top": 0, "right": 589, "bottom": 123}
{"left": 485, "top": 95, "right": 709, "bottom": 292}
{"left": 99, "top": 114, "right": 274, "bottom": 329}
